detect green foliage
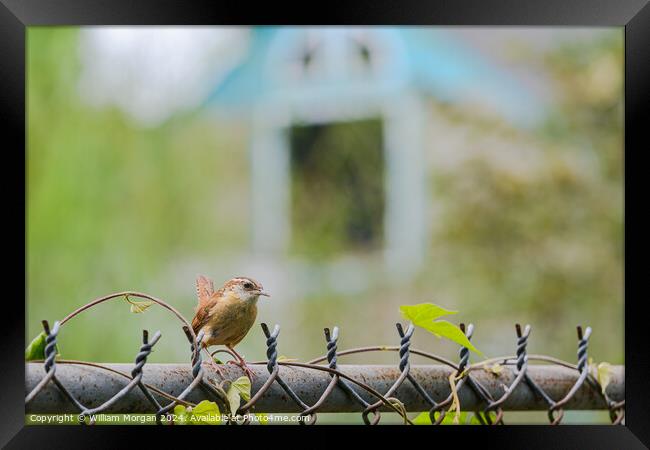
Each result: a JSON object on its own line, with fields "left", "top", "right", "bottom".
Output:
{"left": 290, "top": 119, "right": 385, "bottom": 258}
{"left": 399, "top": 303, "right": 457, "bottom": 322}
{"left": 27, "top": 28, "right": 250, "bottom": 361}
{"left": 422, "top": 31, "right": 623, "bottom": 363}
{"left": 173, "top": 400, "right": 221, "bottom": 425}
{"left": 25, "top": 330, "right": 61, "bottom": 361}
{"left": 25, "top": 331, "right": 47, "bottom": 361}
{"left": 255, "top": 413, "right": 270, "bottom": 424}
{"left": 413, "top": 411, "right": 482, "bottom": 425}
{"left": 124, "top": 295, "right": 154, "bottom": 314}
{"left": 226, "top": 376, "right": 252, "bottom": 415}
{"left": 588, "top": 358, "right": 613, "bottom": 395}
{"left": 399, "top": 303, "right": 481, "bottom": 355}
{"left": 173, "top": 376, "right": 250, "bottom": 425}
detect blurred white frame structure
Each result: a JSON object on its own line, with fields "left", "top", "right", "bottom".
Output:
{"left": 249, "top": 29, "right": 427, "bottom": 279}
{"left": 206, "top": 27, "right": 540, "bottom": 280}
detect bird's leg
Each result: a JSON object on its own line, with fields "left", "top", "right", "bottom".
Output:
{"left": 202, "top": 344, "right": 226, "bottom": 378}
{"left": 226, "top": 345, "right": 256, "bottom": 380}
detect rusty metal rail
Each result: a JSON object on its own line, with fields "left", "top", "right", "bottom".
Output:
{"left": 26, "top": 362, "right": 624, "bottom": 414}
{"left": 23, "top": 292, "right": 626, "bottom": 425}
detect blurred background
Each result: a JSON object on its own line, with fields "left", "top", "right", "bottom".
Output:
{"left": 27, "top": 27, "right": 623, "bottom": 421}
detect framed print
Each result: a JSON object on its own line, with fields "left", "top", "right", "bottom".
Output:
{"left": 1, "top": 0, "right": 648, "bottom": 447}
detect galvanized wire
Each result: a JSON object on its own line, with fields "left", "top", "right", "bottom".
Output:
{"left": 25, "top": 292, "right": 625, "bottom": 425}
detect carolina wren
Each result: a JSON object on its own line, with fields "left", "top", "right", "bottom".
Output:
{"left": 191, "top": 275, "right": 269, "bottom": 379}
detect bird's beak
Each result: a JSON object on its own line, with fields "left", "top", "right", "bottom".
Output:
{"left": 258, "top": 290, "right": 270, "bottom": 297}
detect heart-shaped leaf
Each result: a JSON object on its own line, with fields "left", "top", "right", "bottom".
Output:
{"left": 226, "top": 376, "right": 252, "bottom": 415}
{"left": 400, "top": 303, "right": 481, "bottom": 356}
{"left": 400, "top": 303, "right": 457, "bottom": 325}
{"left": 174, "top": 400, "right": 221, "bottom": 425}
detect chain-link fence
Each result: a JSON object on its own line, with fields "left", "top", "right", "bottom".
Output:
{"left": 25, "top": 292, "right": 625, "bottom": 425}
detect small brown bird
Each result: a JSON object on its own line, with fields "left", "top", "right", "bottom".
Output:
{"left": 191, "top": 275, "right": 269, "bottom": 379}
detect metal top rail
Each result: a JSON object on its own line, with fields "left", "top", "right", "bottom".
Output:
{"left": 24, "top": 292, "right": 625, "bottom": 425}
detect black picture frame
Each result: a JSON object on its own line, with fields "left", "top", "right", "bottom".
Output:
{"left": 1, "top": 0, "right": 648, "bottom": 447}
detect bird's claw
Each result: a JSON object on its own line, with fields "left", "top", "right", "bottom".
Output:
{"left": 230, "top": 360, "right": 256, "bottom": 380}
{"left": 205, "top": 358, "right": 226, "bottom": 378}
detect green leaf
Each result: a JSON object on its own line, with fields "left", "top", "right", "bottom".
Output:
{"left": 226, "top": 385, "right": 242, "bottom": 415}
{"left": 440, "top": 411, "right": 481, "bottom": 425}
{"left": 231, "top": 376, "right": 251, "bottom": 402}
{"left": 441, "top": 411, "right": 464, "bottom": 425}
{"left": 192, "top": 400, "right": 221, "bottom": 425}
{"left": 255, "top": 413, "right": 269, "bottom": 425}
{"left": 277, "top": 355, "right": 298, "bottom": 362}
{"left": 588, "top": 359, "right": 613, "bottom": 395}
{"left": 173, "top": 405, "right": 190, "bottom": 424}
{"left": 127, "top": 299, "right": 154, "bottom": 314}
{"left": 423, "top": 320, "right": 482, "bottom": 356}
{"left": 399, "top": 303, "right": 458, "bottom": 325}
{"left": 412, "top": 412, "right": 432, "bottom": 425}
{"left": 192, "top": 400, "right": 220, "bottom": 416}
{"left": 173, "top": 401, "right": 221, "bottom": 425}
{"left": 226, "top": 376, "right": 251, "bottom": 415}
{"left": 596, "top": 362, "right": 613, "bottom": 395}
{"left": 25, "top": 332, "right": 47, "bottom": 361}
{"left": 414, "top": 411, "right": 482, "bottom": 425}
{"left": 400, "top": 303, "right": 481, "bottom": 356}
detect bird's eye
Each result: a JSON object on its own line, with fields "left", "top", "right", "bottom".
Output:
{"left": 243, "top": 282, "right": 253, "bottom": 289}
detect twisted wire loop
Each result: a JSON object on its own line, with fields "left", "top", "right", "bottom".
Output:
{"left": 237, "top": 324, "right": 280, "bottom": 419}
{"left": 130, "top": 331, "right": 166, "bottom": 421}
{"left": 244, "top": 323, "right": 317, "bottom": 424}
{"left": 295, "top": 327, "right": 348, "bottom": 424}
{"left": 321, "top": 327, "right": 380, "bottom": 425}
{"left": 237, "top": 324, "right": 416, "bottom": 425}
{"left": 481, "top": 325, "right": 532, "bottom": 424}
{"left": 78, "top": 329, "right": 163, "bottom": 425}
{"left": 424, "top": 323, "right": 500, "bottom": 425}
{"left": 389, "top": 323, "right": 443, "bottom": 424}
{"left": 25, "top": 317, "right": 624, "bottom": 425}
{"left": 579, "top": 334, "right": 624, "bottom": 425}
{"left": 548, "top": 326, "right": 592, "bottom": 425}
{"left": 26, "top": 321, "right": 96, "bottom": 416}
{"left": 516, "top": 329, "right": 558, "bottom": 420}
{"left": 428, "top": 323, "right": 482, "bottom": 424}
{"left": 25, "top": 321, "right": 61, "bottom": 404}
{"left": 361, "top": 323, "right": 415, "bottom": 424}
{"left": 152, "top": 327, "right": 229, "bottom": 425}
{"left": 149, "top": 328, "right": 200, "bottom": 423}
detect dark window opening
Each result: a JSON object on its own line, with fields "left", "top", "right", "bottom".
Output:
{"left": 289, "top": 118, "right": 385, "bottom": 258}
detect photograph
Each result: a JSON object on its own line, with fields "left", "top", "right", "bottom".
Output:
{"left": 23, "top": 25, "right": 625, "bottom": 427}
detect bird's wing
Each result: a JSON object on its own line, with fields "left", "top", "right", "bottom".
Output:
{"left": 195, "top": 275, "right": 215, "bottom": 305}
{"left": 191, "top": 304, "right": 211, "bottom": 335}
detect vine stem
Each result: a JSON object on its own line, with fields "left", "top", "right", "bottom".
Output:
{"left": 268, "top": 361, "right": 414, "bottom": 424}
{"left": 303, "top": 345, "right": 459, "bottom": 369}
{"left": 58, "top": 291, "right": 200, "bottom": 359}
{"left": 28, "top": 359, "right": 196, "bottom": 407}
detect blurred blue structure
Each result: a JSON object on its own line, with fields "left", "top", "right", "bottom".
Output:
{"left": 205, "top": 27, "right": 543, "bottom": 279}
